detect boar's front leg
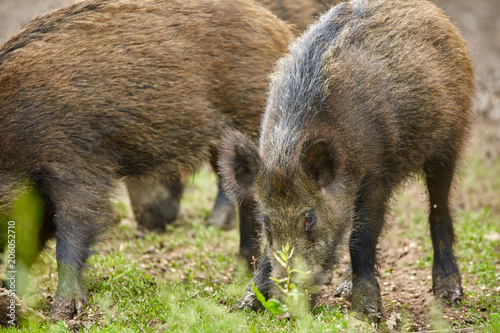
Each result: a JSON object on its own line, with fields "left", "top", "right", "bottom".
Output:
{"left": 206, "top": 150, "right": 237, "bottom": 230}
{"left": 234, "top": 247, "right": 273, "bottom": 311}
{"left": 348, "top": 175, "right": 394, "bottom": 322}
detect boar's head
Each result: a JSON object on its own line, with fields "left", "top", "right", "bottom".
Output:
{"left": 219, "top": 129, "right": 352, "bottom": 306}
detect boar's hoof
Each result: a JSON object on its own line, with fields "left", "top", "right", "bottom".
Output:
{"left": 353, "top": 303, "right": 382, "bottom": 324}
{"left": 333, "top": 280, "right": 353, "bottom": 299}
{"left": 433, "top": 283, "right": 463, "bottom": 307}
{"left": 206, "top": 204, "right": 236, "bottom": 230}
{"left": 351, "top": 282, "right": 382, "bottom": 323}
{"left": 50, "top": 295, "right": 86, "bottom": 321}
{"left": 351, "top": 295, "right": 382, "bottom": 324}
{"left": 232, "top": 286, "right": 262, "bottom": 312}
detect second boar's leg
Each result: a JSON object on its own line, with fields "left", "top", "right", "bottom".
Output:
{"left": 126, "top": 177, "right": 184, "bottom": 232}
{"left": 349, "top": 175, "right": 393, "bottom": 322}
{"left": 424, "top": 154, "right": 462, "bottom": 305}
{"left": 205, "top": 179, "right": 236, "bottom": 230}
{"left": 206, "top": 151, "right": 236, "bottom": 229}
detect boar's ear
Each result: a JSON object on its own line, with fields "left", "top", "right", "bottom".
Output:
{"left": 300, "top": 140, "right": 336, "bottom": 188}
{"left": 218, "top": 130, "right": 260, "bottom": 203}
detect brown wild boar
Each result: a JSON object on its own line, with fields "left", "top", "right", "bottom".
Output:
{"left": 0, "top": 0, "right": 293, "bottom": 319}
{"left": 219, "top": 0, "right": 473, "bottom": 321}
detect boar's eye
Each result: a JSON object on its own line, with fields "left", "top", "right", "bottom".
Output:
{"left": 305, "top": 211, "right": 316, "bottom": 230}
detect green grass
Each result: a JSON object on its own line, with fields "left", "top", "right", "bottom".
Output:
{"left": 2, "top": 146, "right": 500, "bottom": 332}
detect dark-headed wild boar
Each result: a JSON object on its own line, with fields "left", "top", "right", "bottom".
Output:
{"left": 0, "top": 0, "right": 293, "bottom": 319}
{"left": 220, "top": 0, "right": 473, "bottom": 321}
{"left": 133, "top": 0, "right": 342, "bottom": 233}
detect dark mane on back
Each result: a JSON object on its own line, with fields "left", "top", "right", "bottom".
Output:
{"left": 259, "top": 1, "right": 359, "bottom": 165}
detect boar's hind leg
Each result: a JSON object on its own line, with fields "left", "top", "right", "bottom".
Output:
{"left": 424, "top": 155, "right": 462, "bottom": 306}
{"left": 47, "top": 177, "right": 112, "bottom": 320}
{"left": 206, "top": 151, "right": 236, "bottom": 230}
{"left": 349, "top": 176, "right": 393, "bottom": 322}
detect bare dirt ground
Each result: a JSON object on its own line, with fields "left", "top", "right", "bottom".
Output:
{"left": 1, "top": 0, "right": 499, "bottom": 331}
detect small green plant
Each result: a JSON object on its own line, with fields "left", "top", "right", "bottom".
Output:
{"left": 251, "top": 283, "right": 287, "bottom": 315}
{"left": 252, "top": 243, "right": 310, "bottom": 318}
